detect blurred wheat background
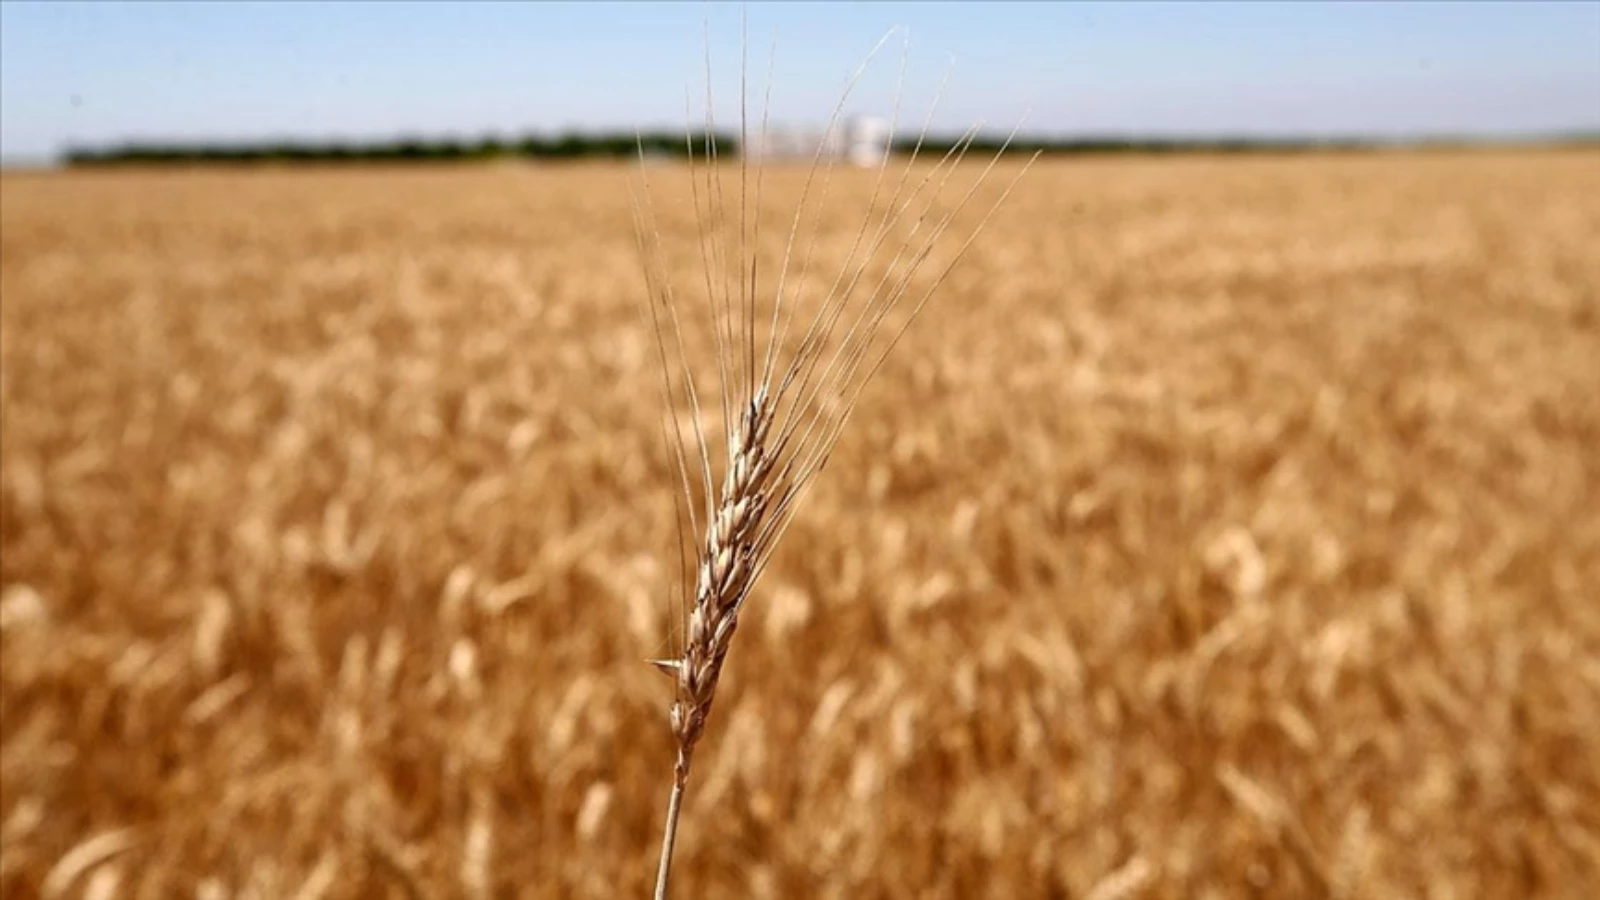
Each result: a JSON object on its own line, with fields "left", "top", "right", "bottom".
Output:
{"left": 2, "top": 150, "right": 1598, "bottom": 898}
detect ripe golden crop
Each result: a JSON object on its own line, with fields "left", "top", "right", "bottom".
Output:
{"left": 2, "top": 151, "right": 1597, "bottom": 897}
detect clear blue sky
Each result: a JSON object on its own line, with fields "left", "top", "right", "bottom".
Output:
{"left": 2, "top": 1, "right": 1597, "bottom": 162}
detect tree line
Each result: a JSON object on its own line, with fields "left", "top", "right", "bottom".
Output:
{"left": 63, "top": 131, "right": 731, "bottom": 166}
{"left": 62, "top": 130, "right": 1598, "bottom": 166}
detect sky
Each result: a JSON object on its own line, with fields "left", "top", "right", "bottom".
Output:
{"left": 2, "top": 1, "right": 1597, "bottom": 163}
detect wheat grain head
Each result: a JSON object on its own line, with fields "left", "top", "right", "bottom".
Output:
{"left": 631, "top": 19, "right": 1036, "bottom": 897}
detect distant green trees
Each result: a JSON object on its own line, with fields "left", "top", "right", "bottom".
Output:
{"left": 63, "top": 131, "right": 739, "bottom": 166}
{"left": 60, "top": 130, "right": 1599, "bottom": 166}
{"left": 894, "top": 135, "right": 1375, "bottom": 156}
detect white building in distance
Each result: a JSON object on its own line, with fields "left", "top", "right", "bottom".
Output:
{"left": 746, "top": 116, "right": 892, "bottom": 167}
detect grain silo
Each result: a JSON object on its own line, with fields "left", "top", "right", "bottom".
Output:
{"left": 846, "top": 116, "right": 892, "bottom": 167}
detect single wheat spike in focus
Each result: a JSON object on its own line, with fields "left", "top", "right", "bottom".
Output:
{"left": 630, "top": 19, "right": 1037, "bottom": 897}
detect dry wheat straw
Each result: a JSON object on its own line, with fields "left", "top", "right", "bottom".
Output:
{"left": 632, "top": 21, "right": 1036, "bottom": 897}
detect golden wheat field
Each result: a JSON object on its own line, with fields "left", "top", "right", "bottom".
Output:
{"left": 2, "top": 150, "right": 1598, "bottom": 899}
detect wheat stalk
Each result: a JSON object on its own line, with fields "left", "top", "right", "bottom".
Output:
{"left": 632, "top": 20, "right": 1036, "bottom": 897}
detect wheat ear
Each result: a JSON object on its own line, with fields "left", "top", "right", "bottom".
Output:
{"left": 634, "top": 22, "right": 1036, "bottom": 898}
{"left": 650, "top": 386, "right": 774, "bottom": 898}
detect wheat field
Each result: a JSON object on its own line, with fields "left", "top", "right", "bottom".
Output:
{"left": 2, "top": 151, "right": 1598, "bottom": 898}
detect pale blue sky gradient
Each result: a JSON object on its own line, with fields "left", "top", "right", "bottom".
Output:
{"left": 2, "top": 1, "right": 1597, "bottom": 162}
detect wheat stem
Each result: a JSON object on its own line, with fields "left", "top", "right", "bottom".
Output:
{"left": 652, "top": 767, "right": 687, "bottom": 900}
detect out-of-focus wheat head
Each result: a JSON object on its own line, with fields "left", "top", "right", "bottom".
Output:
{"left": 629, "top": 27, "right": 1034, "bottom": 896}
